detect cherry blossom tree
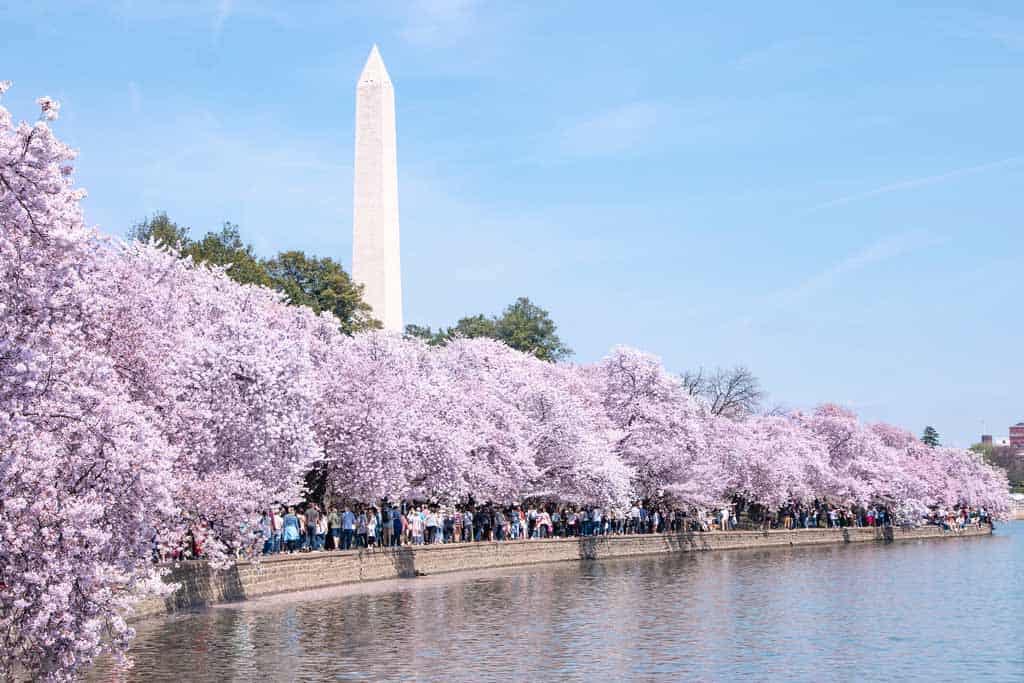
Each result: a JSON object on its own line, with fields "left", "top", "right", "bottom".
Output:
{"left": 0, "top": 85, "right": 178, "bottom": 681}
{"left": 592, "top": 347, "right": 726, "bottom": 507}
{"left": 441, "top": 339, "right": 630, "bottom": 505}
{"left": 315, "top": 335, "right": 630, "bottom": 506}
{"left": 315, "top": 331, "right": 481, "bottom": 502}
{"left": 720, "top": 414, "right": 832, "bottom": 509}
{"left": 83, "top": 240, "right": 323, "bottom": 562}
{"left": 1, "top": 87, "right": 321, "bottom": 680}
{"left": 871, "top": 422, "right": 1009, "bottom": 516}
{"left": 0, "top": 82, "right": 1010, "bottom": 682}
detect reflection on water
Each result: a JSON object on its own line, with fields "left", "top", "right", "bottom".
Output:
{"left": 91, "top": 523, "right": 1024, "bottom": 682}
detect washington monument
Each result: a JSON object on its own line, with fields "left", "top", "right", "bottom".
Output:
{"left": 353, "top": 44, "right": 403, "bottom": 332}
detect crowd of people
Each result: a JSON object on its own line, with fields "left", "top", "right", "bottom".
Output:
{"left": 929, "top": 506, "right": 992, "bottom": 531}
{"left": 166, "top": 498, "right": 986, "bottom": 558}
{"left": 157, "top": 498, "right": 994, "bottom": 561}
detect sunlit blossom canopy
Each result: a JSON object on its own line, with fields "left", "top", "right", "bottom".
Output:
{"left": 0, "top": 84, "right": 1010, "bottom": 682}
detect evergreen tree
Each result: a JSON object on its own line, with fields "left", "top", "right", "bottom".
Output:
{"left": 128, "top": 213, "right": 377, "bottom": 333}
{"left": 186, "top": 222, "right": 273, "bottom": 288}
{"left": 407, "top": 297, "right": 572, "bottom": 361}
{"left": 128, "top": 211, "right": 190, "bottom": 248}
{"left": 493, "top": 297, "right": 571, "bottom": 362}
{"left": 921, "top": 426, "right": 940, "bottom": 447}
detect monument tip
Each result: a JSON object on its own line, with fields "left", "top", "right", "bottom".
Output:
{"left": 359, "top": 44, "right": 390, "bottom": 85}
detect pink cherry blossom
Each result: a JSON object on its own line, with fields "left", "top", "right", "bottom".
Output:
{"left": 0, "top": 84, "right": 1010, "bottom": 682}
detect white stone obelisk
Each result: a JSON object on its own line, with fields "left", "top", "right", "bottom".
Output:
{"left": 353, "top": 44, "right": 403, "bottom": 332}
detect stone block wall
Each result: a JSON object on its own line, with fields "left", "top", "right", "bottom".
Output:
{"left": 131, "top": 524, "right": 991, "bottom": 621}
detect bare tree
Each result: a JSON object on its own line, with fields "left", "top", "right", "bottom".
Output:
{"left": 760, "top": 401, "right": 789, "bottom": 417}
{"left": 685, "top": 365, "right": 765, "bottom": 418}
{"left": 680, "top": 368, "right": 706, "bottom": 398}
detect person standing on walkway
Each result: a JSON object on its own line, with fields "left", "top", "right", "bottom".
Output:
{"left": 425, "top": 507, "right": 439, "bottom": 544}
{"left": 494, "top": 507, "right": 507, "bottom": 541}
{"left": 327, "top": 506, "right": 341, "bottom": 550}
{"left": 259, "top": 512, "right": 272, "bottom": 555}
{"left": 443, "top": 508, "right": 455, "bottom": 543}
{"left": 315, "top": 512, "right": 327, "bottom": 551}
{"left": 474, "top": 507, "right": 486, "bottom": 542}
{"left": 341, "top": 506, "right": 356, "bottom": 550}
{"left": 411, "top": 507, "right": 425, "bottom": 545}
{"left": 462, "top": 508, "right": 474, "bottom": 542}
{"left": 296, "top": 518, "right": 306, "bottom": 551}
{"left": 356, "top": 508, "right": 368, "bottom": 548}
{"left": 382, "top": 505, "right": 393, "bottom": 548}
{"left": 452, "top": 507, "right": 463, "bottom": 542}
{"left": 283, "top": 507, "right": 301, "bottom": 553}
{"left": 391, "top": 506, "right": 403, "bottom": 547}
{"left": 270, "top": 506, "right": 284, "bottom": 553}
{"left": 366, "top": 507, "right": 378, "bottom": 548}
{"left": 305, "top": 504, "right": 321, "bottom": 551}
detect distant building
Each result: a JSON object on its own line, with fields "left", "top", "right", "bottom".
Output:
{"left": 1010, "top": 493, "right": 1024, "bottom": 520}
{"left": 981, "top": 434, "right": 1012, "bottom": 448}
{"left": 1011, "top": 423, "right": 1024, "bottom": 449}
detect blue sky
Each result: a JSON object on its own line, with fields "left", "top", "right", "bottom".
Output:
{"left": 3, "top": 2, "right": 1021, "bottom": 446}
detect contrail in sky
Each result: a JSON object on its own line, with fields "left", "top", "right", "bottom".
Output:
{"left": 802, "top": 156, "right": 1023, "bottom": 214}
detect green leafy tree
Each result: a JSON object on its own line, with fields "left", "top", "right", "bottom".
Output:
{"left": 493, "top": 297, "right": 571, "bottom": 362}
{"left": 263, "top": 250, "right": 379, "bottom": 334}
{"left": 128, "top": 213, "right": 377, "bottom": 333}
{"left": 404, "top": 324, "right": 437, "bottom": 342}
{"left": 127, "top": 212, "right": 190, "bottom": 248}
{"left": 921, "top": 426, "right": 941, "bottom": 448}
{"left": 184, "top": 223, "right": 273, "bottom": 287}
{"left": 408, "top": 297, "right": 571, "bottom": 362}
{"left": 442, "top": 314, "right": 498, "bottom": 341}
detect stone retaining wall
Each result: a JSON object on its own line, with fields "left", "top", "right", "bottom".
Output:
{"left": 131, "top": 524, "right": 992, "bottom": 621}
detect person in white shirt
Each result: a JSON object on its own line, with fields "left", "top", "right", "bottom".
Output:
{"left": 366, "top": 508, "right": 377, "bottom": 548}
{"left": 628, "top": 505, "right": 640, "bottom": 534}
{"left": 411, "top": 508, "right": 424, "bottom": 545}
{"left": 425, "top": 509, "right": 439, "bottom": 544}
{"left": 270, "top": 507, "right": 283, "bottom": 553}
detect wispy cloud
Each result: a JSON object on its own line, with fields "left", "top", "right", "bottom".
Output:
{"left": 731, "top": 231, "right": 940, "bottom": 331}
{"left": 560, "top": 101, "right": 664, "bottom": 157}
{"left": 802, "top": 156, "right": 1023, "bottom": 214}
{"left": 775, "top": 231, "right": 937, "bottom": 305}
{"left": 400, "top": 0, "right": 479, "bottom": 48}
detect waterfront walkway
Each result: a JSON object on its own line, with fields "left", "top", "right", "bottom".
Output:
{"left": 134, "top": 522, "right": 992, "bottom": 621}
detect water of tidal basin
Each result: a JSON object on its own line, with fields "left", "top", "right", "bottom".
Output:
{"left": 94, "top": 522, "right": 1024, "bottom": 682}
